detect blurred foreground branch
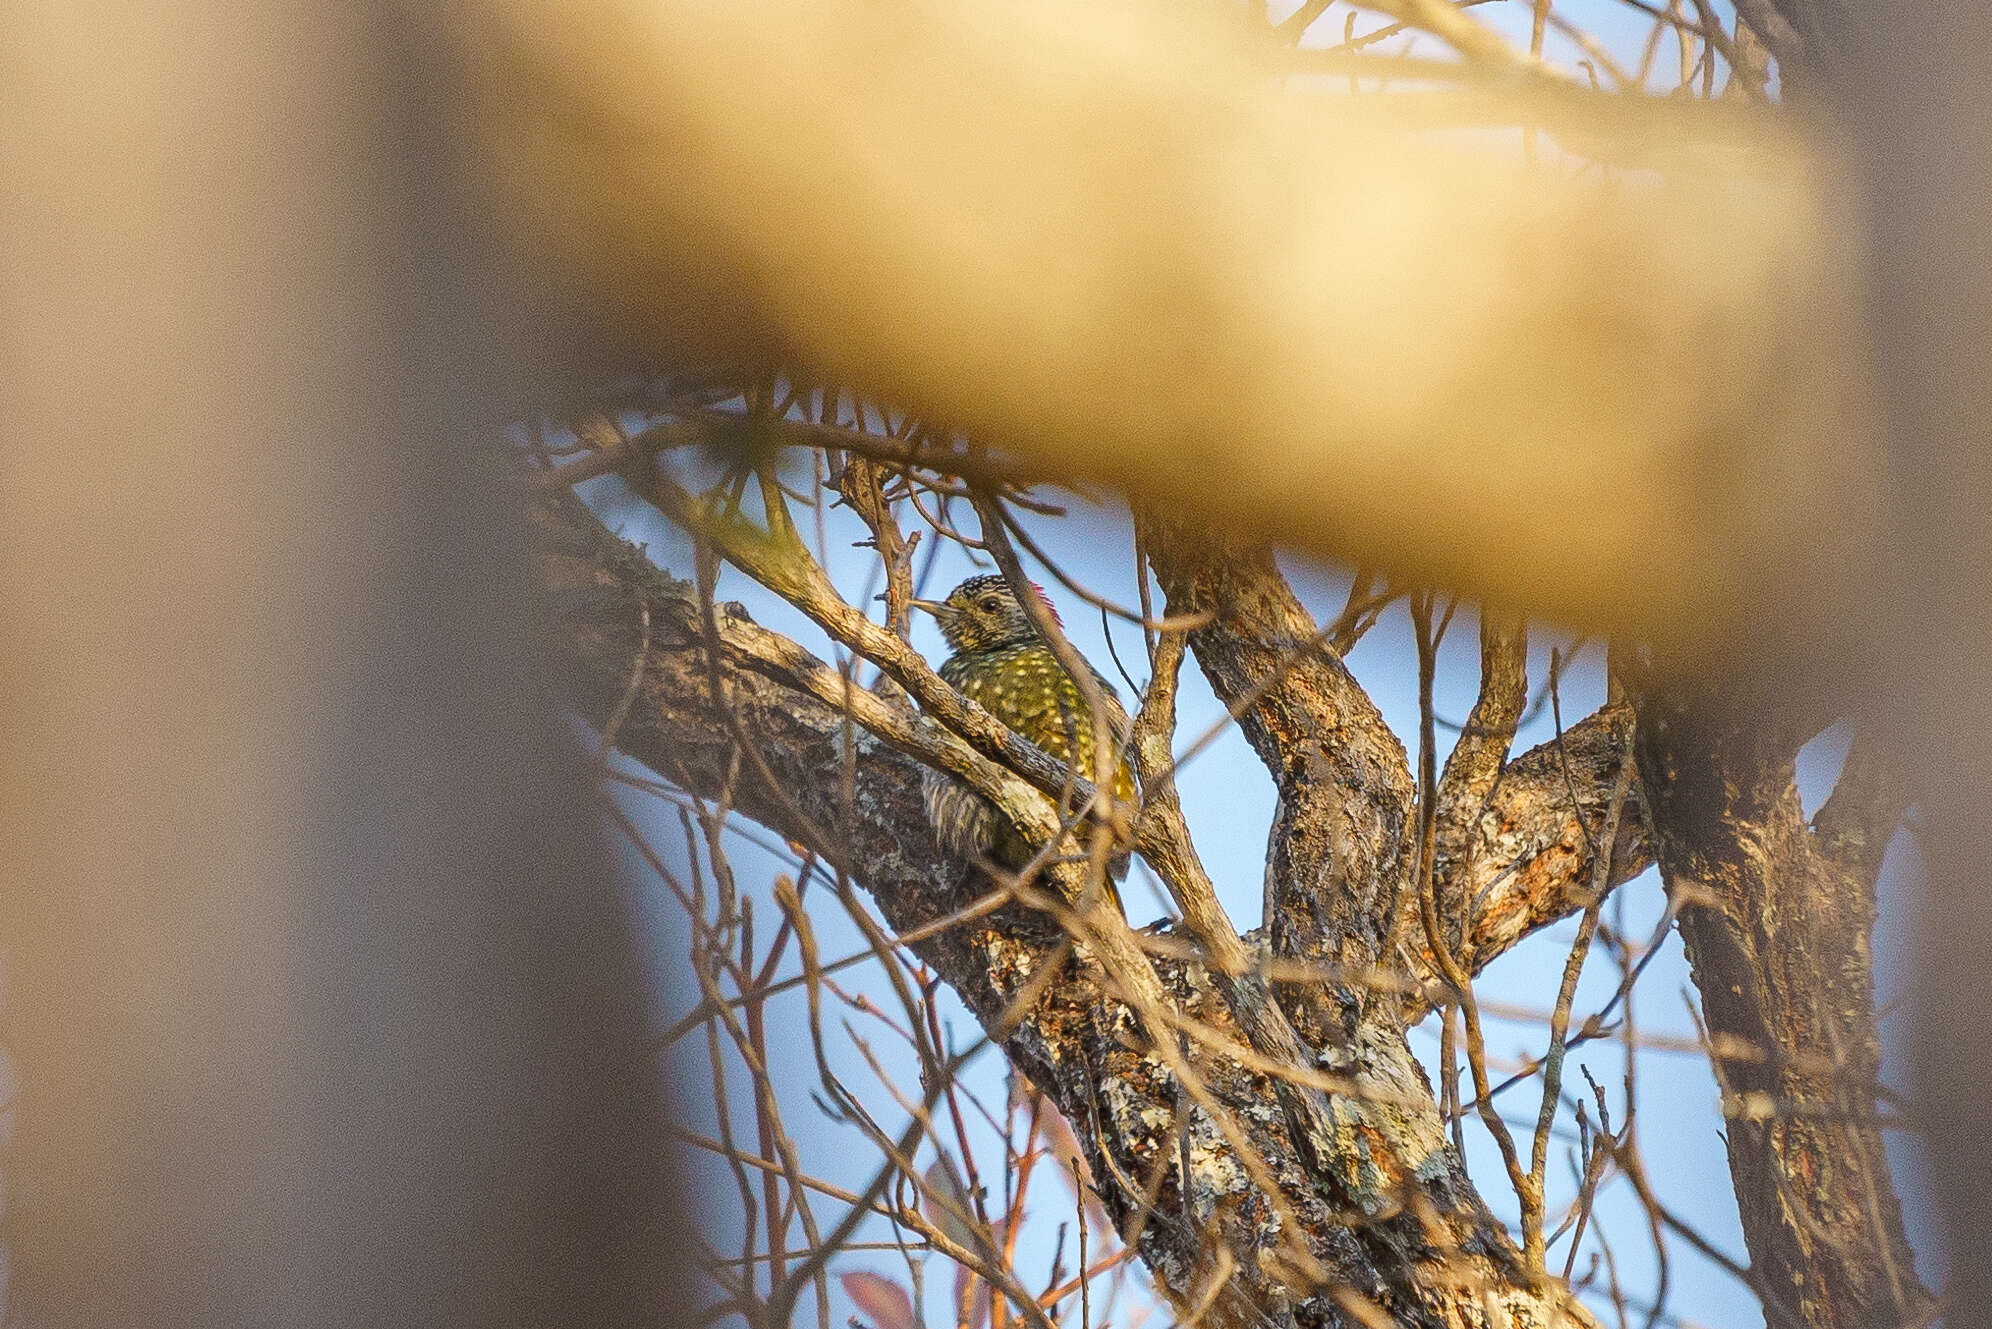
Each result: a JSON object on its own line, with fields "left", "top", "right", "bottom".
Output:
{"left": 471, "top": 0, "right": 1879, "bottom": 648}
{"left": 0, "top": 6, "right": 682, "bottom": 1325}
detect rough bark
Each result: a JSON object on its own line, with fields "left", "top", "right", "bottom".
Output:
{"left": 1632, "top": 683, "right": 1931, "bottom": 1329}
{"left": 1440, "top": 703, "right": 1649, "bottom": 999}
{"left": 1138, "top": 517, "right": 1417, "bottom": 1043}
{"left": 1434, "top": 615, "right": 1529, "bottom": 905}
{"left": 1138, "top": 523, "right": 1650, "bottom": 1021}
{"left": 536, "top": 489, "right": 1673, "bottom": 1327}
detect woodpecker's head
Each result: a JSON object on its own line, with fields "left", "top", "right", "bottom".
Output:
{"left": 912, "top": 575, "right": 1055, "bottom": 654}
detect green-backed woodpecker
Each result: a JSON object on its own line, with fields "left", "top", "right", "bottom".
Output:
{"left": 912, "top": 575, "right": 1135, "bottom": 914}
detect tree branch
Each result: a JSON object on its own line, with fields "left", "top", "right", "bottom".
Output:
{"left": 1435, "top": 613, "right": 1528, "bottom": 855}
{"left": 1436, "top": 703, "right": 1651, "bottom": 991}
{"left": 1138, "top": 515, "right": 1417, "bottom": 1038}
{"left": 480, "top": 0, "right": 1873, "bottom": 645}
{"left": 1432, "top": 612, "right": 1529, "bottom": 957}
{"left": 1810, "top": 727, "right": 1910, "bottom": 889}
{"left": 536, "top": 488, "right": 1598, "bottom": 1329}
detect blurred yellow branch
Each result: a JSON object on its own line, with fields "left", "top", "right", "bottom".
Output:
{"left": 470, "top": 0, "right": 1879, "bottom": 645}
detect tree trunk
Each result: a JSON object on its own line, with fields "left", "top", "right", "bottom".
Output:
{"left": 1633, "top": 682, "right": 1930, "bottom": 1329}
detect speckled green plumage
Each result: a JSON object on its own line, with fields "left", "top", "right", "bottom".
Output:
{"left": 939, "top": 645, "right": 1138, "bottom": 808}
{"left": 916, "top": 576, "right": 1134, "bottom": 913}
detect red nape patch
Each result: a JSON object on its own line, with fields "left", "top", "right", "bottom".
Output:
{"left": 1030, "top": 581, "right": 1063, "bottom": 626}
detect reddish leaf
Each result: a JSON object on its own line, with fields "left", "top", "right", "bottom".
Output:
{"left": 923, "top": 1157, "right": 982, "bottom": 1250}
{"left": 839, "top": 1271, "right": 920, "bottom": 1329}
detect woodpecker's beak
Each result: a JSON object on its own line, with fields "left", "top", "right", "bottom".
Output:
{"left": 907, "top": 599, "right": 946, "bottom": 615}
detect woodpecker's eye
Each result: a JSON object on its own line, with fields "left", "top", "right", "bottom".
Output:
{"left": 979, "top": 597, "right": 1001, "bottom": 612}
